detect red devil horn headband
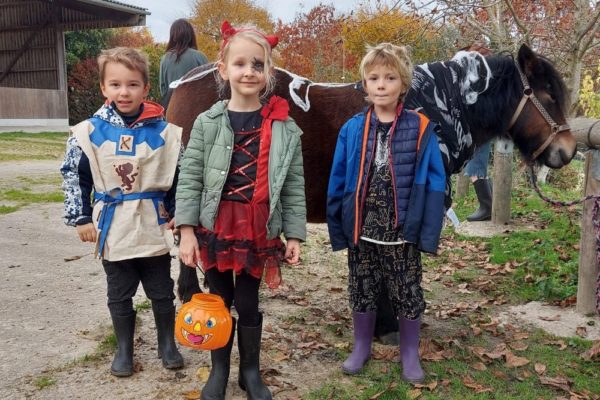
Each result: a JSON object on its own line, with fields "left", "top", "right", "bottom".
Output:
{"left": 220, "top": 20, "right": 278, "bottom": 50}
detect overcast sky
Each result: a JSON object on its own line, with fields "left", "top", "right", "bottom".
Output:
{"left": 124, "top": 0, "right": 357, "bottom": 43}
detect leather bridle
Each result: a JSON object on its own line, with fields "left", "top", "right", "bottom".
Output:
{"left": 507, "top": 62, "right": 570, "bottom": 161}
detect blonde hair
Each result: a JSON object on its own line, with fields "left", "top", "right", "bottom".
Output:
{"left": 217, "top": 29, "right": 276, "bottom": 100}
{"left": 360, "top": 43, "right": 413, "bottom": 102}
{"left": 97, "top": 47, "right": 149, "bottom": 85}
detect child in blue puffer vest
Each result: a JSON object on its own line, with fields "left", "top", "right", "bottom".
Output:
{"left": 327, "top": 42, "right": 446, "bottom": 383}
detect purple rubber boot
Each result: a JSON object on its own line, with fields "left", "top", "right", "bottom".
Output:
{"left": 399, "top": 316, "right": 425, "bottom": 383}
{"left": 342, "top": 311, "right": 376, "bottom": 374}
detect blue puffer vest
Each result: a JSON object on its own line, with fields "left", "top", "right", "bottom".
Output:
{"left": 359, "top": 108, "right": 420, "bottom": 228}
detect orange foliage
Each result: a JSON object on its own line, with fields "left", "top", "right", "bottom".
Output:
{"left": 108, "top": 27, "right": 155, "bottom": 48}
{"left": 275, "top": 5, "right": 354, "bottom": 82}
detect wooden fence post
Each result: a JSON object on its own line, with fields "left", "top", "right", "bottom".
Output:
{"left": 576, "top": 149, "right": 600, "bottom": 315}
{"left": 455, "top": 174, "right": 470, "bottom": 198}
{"left": 492, "top": 138, "right": 513, "bottom": 225}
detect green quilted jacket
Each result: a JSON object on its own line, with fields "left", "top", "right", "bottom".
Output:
{"left": 175, "top": 99, "right": 306, "bottom": 241}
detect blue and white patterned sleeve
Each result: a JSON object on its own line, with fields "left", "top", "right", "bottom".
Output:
{"left": 60, "top": 136, "right": 93, "bottom": 226}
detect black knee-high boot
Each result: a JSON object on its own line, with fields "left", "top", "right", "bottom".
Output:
{"left": 152, "top": 304, "right": 184, "bottom": 369}
{"left": 201, "top": 318, "right": 236, "bottom": 400}
{"left": 109, "top": 310, "right": 136, "bottom": 377}
{"left": 467, "top": 179, "right": 492, "bottom": 221}
{"left": 238, "top": 314, "right": 271, "bottom": 400}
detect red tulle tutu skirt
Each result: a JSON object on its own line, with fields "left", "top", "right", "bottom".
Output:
{"left": 196, "top": 200, "right": 284, "bottom": 288}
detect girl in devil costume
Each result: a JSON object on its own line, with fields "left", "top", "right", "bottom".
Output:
{"left": 176, "top": 22, "right": 306, "bottom": 400}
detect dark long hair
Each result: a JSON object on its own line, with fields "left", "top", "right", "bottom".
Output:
{"left": 166, "top": 19, "right": 198, "bottom": 62}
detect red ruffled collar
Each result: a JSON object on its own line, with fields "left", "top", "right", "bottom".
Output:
{"left": 261, "top": 96, "right": 289, "bottom": 121}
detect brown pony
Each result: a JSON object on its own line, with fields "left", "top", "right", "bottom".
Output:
{"left": 167, "top": 44, "right": 577, "bottom": 302}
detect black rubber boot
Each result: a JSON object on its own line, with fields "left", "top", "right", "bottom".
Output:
{"left": 152, "top": 305, "right": 184, "bottom": 369}
{"left": 110, "top": 311, "right": 136, "bottom": 377}
{"left": 238, "top": 314, "right": 272, "bottom": 400}
{"left": 467, "top": 179, "right": 492, "bottom": 221}
{"left": 201, "top": 318, "right": 236, "bottom": 400}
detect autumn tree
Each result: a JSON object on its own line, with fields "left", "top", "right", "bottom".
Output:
{"left": 108, "top": 26, "right": 155, "bottom": 48}
{"left": 190, "top": 0, "right": 274, "bottom": 61}
{"left": 275, "top": 5, "right": 353, "bottom": 82}
{"left": 423, "top": 0, "right": 600, "bottom": 114}
{"left": 342, "top": 1, "right": 452, "bottom": 73}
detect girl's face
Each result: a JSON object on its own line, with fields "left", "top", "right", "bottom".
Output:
{"left": 218, "top": 37, "right": 267, "bottom": 105}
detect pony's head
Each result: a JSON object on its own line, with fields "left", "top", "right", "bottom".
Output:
{"left": 508, "top": 44, "right": 576, "bottom": 168}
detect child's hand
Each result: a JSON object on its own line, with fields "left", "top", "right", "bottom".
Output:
{"left": 167, "top": 218, "right": 179, "bottom": 236}
{"left": 283, "top": 238, "right": 301, "bottom": 265}
{"left": 76, "top": 223, "right": 97, "bottom": 243}
{"left": 179, "top": 226, "right": 200, "bottom": 268}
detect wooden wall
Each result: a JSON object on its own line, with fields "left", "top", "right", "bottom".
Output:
{"left": 0, "top": 87, "right": 67, "bottom": 119}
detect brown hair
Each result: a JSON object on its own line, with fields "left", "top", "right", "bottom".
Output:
{"left": 217, "top": 28, "right": 276, "bottom": 100}
{"left": 360, "top": 43, "right": 413, "bottom": 102}
{"left": 97, "top": 47, "right": 149, "bottom": 84}
{"left": 166, "top": 19, "right": 198, "bottom": 62}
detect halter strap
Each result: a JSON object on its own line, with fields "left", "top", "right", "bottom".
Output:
{"left": 507, "top": 62, "right": 570, "bottom": 161}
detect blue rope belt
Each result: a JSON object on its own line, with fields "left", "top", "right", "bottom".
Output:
{"left": 94, "top": 189, "right": 166, "bottom": 257}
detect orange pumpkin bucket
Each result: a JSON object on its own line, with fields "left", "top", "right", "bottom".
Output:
{"left": 175, "top": 293, "right": 233, "bottom": 350}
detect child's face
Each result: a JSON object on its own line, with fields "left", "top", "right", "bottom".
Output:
{"left": 100, "top": 62, "right": 149, "bottom": 116}
{"left": 363, "top": 64, "right": 404, "bottom": 111}
{"left": 218, "top": 37, "right": 267, "bottom": 103}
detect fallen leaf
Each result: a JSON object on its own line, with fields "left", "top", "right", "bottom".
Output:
{"left": 539, "top": 375, "right": 572, "bottom": 392}
{"left": 182, "top": 390, "right": 201, "bottom": 400}
{"left": 581, "top": 340, "right": 600, "bottom": 360}
{"left": 509, "top": 341, "right": 529, "bottom": 351}
{"left": 576, "top": 326, "right": 588, "bottom": 338}
{"left": 505, "top": 350, "right": 530, "bottom": 368}
{"left": 407, "top": 389, "right": 422, "bottom": 399}
{"left": 534, "top": 363, "right": 547, "bottom": 375}
{"left": 462, "top": 375, "right": 493, "bottom": 393}
{"left": 196, "top": 366, "right": 210, "bottom": 383}
{"left": 64, "top": 255, "right": 82, "bottom": 262}
{"left": 414, "top": 381, "right": 438, "bottom": 391}
{"left": 472, "top": 362, "right": 487, "bottom": 371}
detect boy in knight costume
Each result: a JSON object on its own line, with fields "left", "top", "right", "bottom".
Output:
{"left": 60, "top": 47, "right": 184, "bottom": 377}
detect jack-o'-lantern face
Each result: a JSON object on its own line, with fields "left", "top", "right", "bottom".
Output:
{"left": 174, "top": 293, "right": 233, "bottom": 351}
{"left": 180, "top": 312, "right": 217, "bottom": 346}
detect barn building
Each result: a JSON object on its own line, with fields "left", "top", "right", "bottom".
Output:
{"left": 0, "top": 0, "right": 149, "bottom": 132}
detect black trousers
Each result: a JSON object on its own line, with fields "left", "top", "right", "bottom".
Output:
{"left": 205, "top": 268, "right": 261, "bottom": 327}
{"left": 102, "top": 253, "right": 175, "bottom": 315}
{"left": 348, "top": 241, "right": 425, "bottom": 320}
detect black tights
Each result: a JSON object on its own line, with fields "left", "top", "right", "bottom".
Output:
{"left": 204, "top": 268, "right": 261, "bottom": 327}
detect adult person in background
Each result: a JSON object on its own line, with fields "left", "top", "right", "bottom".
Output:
{"left": 159, "top": 18, "right": 208, "bottom": 111}
{"left": 464, "top": 141, "right": 493, "bottom": 221}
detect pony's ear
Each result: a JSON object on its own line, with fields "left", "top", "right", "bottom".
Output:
{"left": 517, "top": 44, "right": 539, "bottom": 77}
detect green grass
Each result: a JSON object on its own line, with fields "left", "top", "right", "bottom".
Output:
{"left": 449, "top": 170, "right": 583, "bottom": 304}
{"left": 307, "top": 324, "right": 599, "bottom": 399}
{"left": 34, "top": 376, "right": 56, "bottom": 390}
{"left": 135, "top": 299, "right": 152, "bottom": 311}
{"left": 0, "top": 131, "right": 68, "bottom": 161}
{"left": 0, "top": 188, "right": 64, "bottom": 214}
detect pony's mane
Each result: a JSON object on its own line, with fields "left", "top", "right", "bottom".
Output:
{"left": 465, "top": 53, "right": 520, "bottom": 137}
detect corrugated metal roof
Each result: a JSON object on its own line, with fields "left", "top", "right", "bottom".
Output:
{"left": 73, "top": 0, "right": 149, "bottom": 15}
